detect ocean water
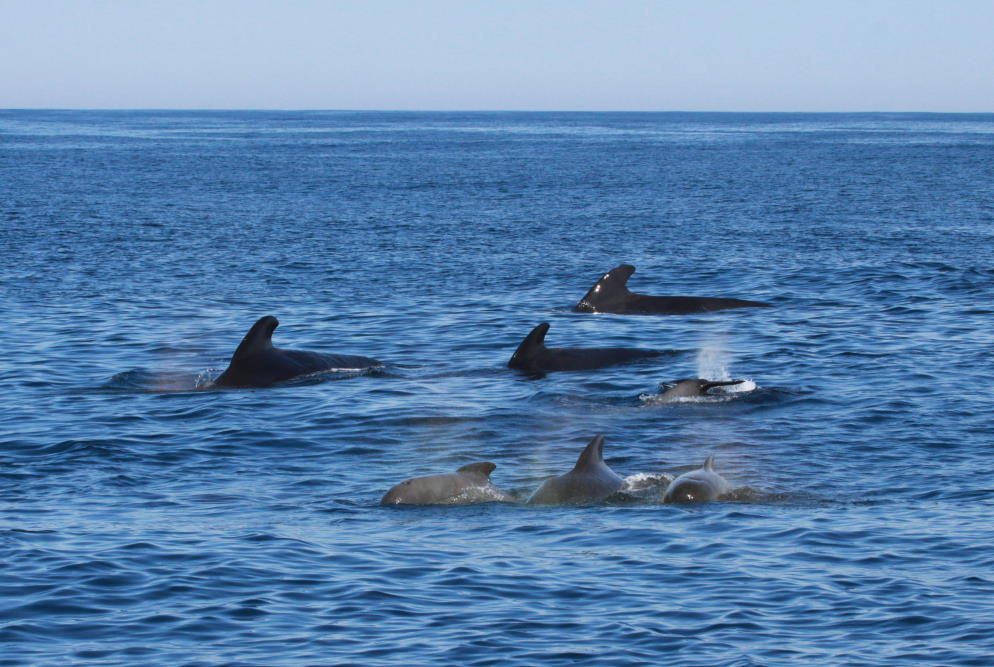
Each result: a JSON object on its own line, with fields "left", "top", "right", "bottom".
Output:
{"left": 2, "top": 110, "right": 993, "bottom": 666}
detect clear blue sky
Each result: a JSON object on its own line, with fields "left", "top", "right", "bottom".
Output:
{"left": 2, "top": 0, "right": 993, "bottom": 111}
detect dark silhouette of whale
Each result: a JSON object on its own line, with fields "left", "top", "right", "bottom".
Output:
{"left": 213, "top": 315, "right": 381, "bottom": 388}
{"left": 508, "top": 322, "right": 662, "bottom": 373}
{"left": 658, "top": 378, "right": 746, "bottom": 401}
{"left": 380, "top": 462, "right": 512, "bottom": 505}
{"left": 527, "top": 434, "right": 624, "bottom": 505}
{"left": 574, "top": 264, "right": 772, "bottom": 315}
{"left": 662, "top": 455, "right": 731, "bottom": 504}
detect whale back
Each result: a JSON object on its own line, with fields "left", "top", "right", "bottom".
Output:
{"left": 214, "top": 315, "right": 381, "bottom": 388}
{"left": 381, "top": 462, "right": 509, "bottom": 505}
{"left": 662, "top": 455, "right": 729, "bottom": 503}
{"left": 661, "top": 379, "right": 745, "bottom": 400}
{"left": 660, "top": 378, "right": 708, "bottom": 399}
{"left": 527, "top": 435, "right": 623, "bottom": 505}
{"left": 575, "top": 264, "right": 635, "bottom": 312}
{"left": 575, "top": 263, "right": 772, "bottom": 315}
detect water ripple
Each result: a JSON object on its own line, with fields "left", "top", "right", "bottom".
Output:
{"left": 3, "top": 110, "right": 994, "bottom": 666}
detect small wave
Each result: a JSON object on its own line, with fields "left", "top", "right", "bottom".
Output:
{"left": 101, "top": 368, "right": 212, "bottom": 393}
{"left": 263, "top": 365, "right": 389, "bottom": 387}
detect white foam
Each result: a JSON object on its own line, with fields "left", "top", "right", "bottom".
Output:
{"left": 622, "top": 472, "right": 674, "bottom": 491}
{"left": 710, "top": 379, "right": 757, "bottom": 393}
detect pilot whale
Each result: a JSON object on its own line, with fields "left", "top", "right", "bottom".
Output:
{"left": 574, "top": 264, "right": 772, "bottom": 315}
{"left": 214, "top": 315, "right": 381, "bottom": 388}
{"left": 380, "top": 462, "right": 512, "bottom": 505}
{"left": 662, "top": 455, "right": 731, "bottom": 504}
{"left": 508, "top": 322, "right": 662, "bottom": 373}
{"left": 658, "top": 378, "right": 746, "bottom": 401}
{"left": 527, "top": 435, "right": 624, "bottom": 505}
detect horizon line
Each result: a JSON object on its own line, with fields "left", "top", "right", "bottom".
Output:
{"left": 4, "top": 107, "right": 994, "bottom": 115}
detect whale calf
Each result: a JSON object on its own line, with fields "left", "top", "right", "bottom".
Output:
{"left": 574, "top": 264, "right": 771, "bottom": 315}
{"left": 380, "top": 462, "right": 512, "bottom": 505}
{"left": 214, "top": 315, "right": 381, "bottom": 388}
{"left": 508, "top": 322, "right": 661, "bottom": 373}
{"left": 527, "top": 435, "right": 624, "bottom": 505}
{"left": 662, "top": 455, "right": 731, "bottom": 504}
{"left": 658, "top": 378, "right": 747, "bottom": 402}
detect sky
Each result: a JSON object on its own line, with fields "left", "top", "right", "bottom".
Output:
{"left": 2, "top": 0, "right": 993, "bottom": 112}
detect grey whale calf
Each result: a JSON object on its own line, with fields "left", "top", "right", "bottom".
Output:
{"left": 574, "top": 264, "right": 771, "bottom": 315}
{"left": 527, "top": 435, "right": 624, "bottom": 505}
{"left": 662, "top": 456, "right": 731, "bottom": 504}
{"left": 508, "top": 322, "right": 662, "bottom": 373}
{"left": 380, "top": 462, "right": 512, "bottom": 505}
{"left": 214, "top": 315, "right": 381, "bottom": 388}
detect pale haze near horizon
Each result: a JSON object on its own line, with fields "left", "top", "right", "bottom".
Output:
{"left": 2, "top": 0, "right": 993, "bottom": 112}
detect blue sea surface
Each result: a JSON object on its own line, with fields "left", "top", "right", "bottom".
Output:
{"left": 2, "top": 110, "right": 994, "bottom": 665}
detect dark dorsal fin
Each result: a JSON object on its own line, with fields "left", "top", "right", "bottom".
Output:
{"left": 703, "top": 455, "right": 716, "bottom": 471}
{"left": 457, "top": 461, "right": 497, "bottom": 480}
{"left": 232, "top": 315, "right": 278, "bottom": 360}
{"left": 508, "top": 322, "right": 550, "bottom": 368}
{"left": 576, "top": 264, "right": 636, "bottom": 311}
{"left": 573, "top": 434, "right": 606, "bottom": 472}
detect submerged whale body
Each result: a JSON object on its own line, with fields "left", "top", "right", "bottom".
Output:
{"left": 662, "top": 455, "right": 731, "bottom": 504}
{"left": 508, "top": 322, "right": 661, "bottom": 373}
{"left": 527, "top": 435, "right": 624, "bottom": 505}
{"left": 574, "top": 264, "right": 772, "bottom": 315}
{"left": 658, "top": 378, "right": 746, "bottom": 402}
{"left": 380, "top": 462, "right": 512, "bottom": 505}
{"left": 214, "top": 315, "right": 381, "bottom": 388}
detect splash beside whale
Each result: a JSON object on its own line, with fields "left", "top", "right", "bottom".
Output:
{"left": 575, "top": 264, "right": 772, "bottom": 315}
{"left": 214, "top": 315, "right": 381, "bottom": 388}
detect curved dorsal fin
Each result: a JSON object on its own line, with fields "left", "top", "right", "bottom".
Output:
{"left": 703, "top": 455, "right": 716, "bottom": 471}
{"left": 508, "top": 322, "right": 550, "bottom": 367}
{"left": 457, "top": 461, "right": 497, "bottom": 480}
{"left": 577, "top": 264, "right": 636, "bottom": 309}
{"left": 573, "top": 434, "right": 606, "bottom": 472}
{"left": 232, "top": 315, "right": 278, "bottom": 360}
